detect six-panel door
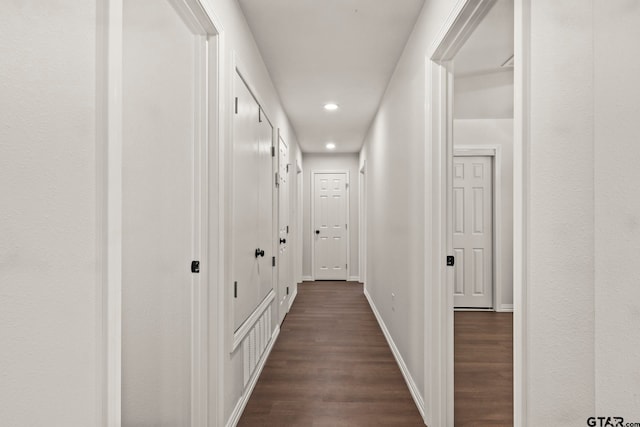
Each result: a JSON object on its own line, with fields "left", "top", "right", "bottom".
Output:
{"left": 313, "top": 173, "right": 348, "bottom": 280}
{"left": 453, "top": 156, "right": 494, "bottom": 309}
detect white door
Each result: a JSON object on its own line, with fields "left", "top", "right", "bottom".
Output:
{"left": 122, "top": 0, "right": 202, "bottom": 424}
{"left": 277, "top": 135, "right": 290, "bottom": 323}
{"left": 232, "top": 74, "right": 273, "bottom": 331}
{"left": 313, "top": 172, "right": 348, "bottom": 280}
{"left": 453, "top": 156, "right": 493, "bottom": 308}
{"left": 257, "top": 110, "right": 274, "bottom": 313}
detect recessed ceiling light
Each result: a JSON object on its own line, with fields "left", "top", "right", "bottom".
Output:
{"left": 326, "top": 142, "right": 336, "bottom": 150}
{"left": 324, "top": 103, "right": 339, "bottom": 111}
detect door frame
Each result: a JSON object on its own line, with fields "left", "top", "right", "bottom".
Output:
{"left": 276, "top": 128, "right": 290, "bottom": 324}
{"left": 453, "top": 147, "right": 505, "bottom": 312}
{"left": 359, "top": 161, "right": 367, "bottom": 287}
{"left": 99, "top": 0, "right": 224, "bottom": 425}
{"left": 310, "top": 170, "right": 351, "bottom": 281}
{"left": 424, "top": 0, "right": 529, "bottom": 425}
{"left": 296, "top": 160, "right": 303, "bottom": 286}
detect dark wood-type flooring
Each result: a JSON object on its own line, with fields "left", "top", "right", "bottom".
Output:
{"left": 455, "top": 311, "right": 513, "bottom": 426}
{"left": 238, "top": 281, "right": 424, "bottom": 427}
{"left": 238, "top": 282, "right": 513, "bottom": 426}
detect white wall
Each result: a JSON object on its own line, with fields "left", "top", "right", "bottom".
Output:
{"left": 454, "top": 119, "right": 513, "bottom": 309}
{"left": 0, "top": 2, "right": 100, "bottom": 425}
{"left": 302, "top": 153, "right": 359, "bottom": 280}
{"left": 454, "top": 70, "right": 514, "bottom": 119}
{"left": 526, "top": 1, "right": 596, "bottom": 423}
{"left": 357, "top": 0, "right": 462, "bottom": 409}
{"left": 526, "top": 0, "right": 640, "bottom": 422}
{"left": 594, "top": 0, "right": 640, "bottom": 414}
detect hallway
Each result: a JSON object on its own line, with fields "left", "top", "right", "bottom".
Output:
{"left": 4, "top": 0, "right": 640, "bottom": 425}
{"left": 238, "top": 282, "right": 424, "bottom": 426}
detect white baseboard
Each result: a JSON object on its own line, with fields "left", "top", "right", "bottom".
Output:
{"left": 302, "top": 276, "right": 313, "bottom": 282}
{"left": 288, "top": 287, "right": 298, "bottom": 311}
{"left": 363, "top": 289, "right": 426, "bottom": 421}
{"left": 225, "top": 325, "right": 281, "bottom": 427}
{"left": 497, "top": 304, "right": 514, "bottom": 312}
{"left": 348, "top": 276, "right": 360, "bottom": 282}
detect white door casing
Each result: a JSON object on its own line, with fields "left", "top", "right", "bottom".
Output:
{"left": 359, "top": 162, "right": 367, "bottom": 286}
{"left": 312, "top": 172, "right": 349, "bottom": 281}
{"left": 453, "top": 156, "right": 494, "bottom": 308}
{"left": 297, "top": 163, "right": 304, "bottom": 285}
{"left": 277, "top": 133, "right": 290, "bottom": 323}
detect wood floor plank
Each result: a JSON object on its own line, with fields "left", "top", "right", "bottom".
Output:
{"left": 238, "top": 282, "right": 425, "bottom": 427}
{"left": 454, "top": 311, "right": 513, "bottom": 426}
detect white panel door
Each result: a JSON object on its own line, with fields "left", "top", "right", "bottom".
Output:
{"left": 257, "top": 111, "right": 273, "bottom": 306}
{"left": 122, "top": 0, "right": 200, "bottom": 424}
{"left": 277, "top": 136, "right": 290, "bottom": 323}
{"left": 313, "top": 173, "right": 348, "bottom": 280}
{"left": 453, "top": 156, "right": 494, "bottom": 308}
{"left": 232, "top": 73, "right": 261, "bottom": 331}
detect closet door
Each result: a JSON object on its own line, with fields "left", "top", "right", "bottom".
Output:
{"left": 257, "top": 110, "right": 274, "bottom": 302}
{"left": 121, "top": 0, "right": 201, "bottom": 424}
{"left": 232, "top": 73, "right": 261, "bottom": 330}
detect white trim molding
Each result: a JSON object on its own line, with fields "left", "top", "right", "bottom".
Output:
{"left": 302, "top": 276, "right": 314, "bottom": 282}
{"left": 364, "top": 290, "right": 426, "bottom": 422}
{"left": 498, "top": 304, "right": 514, "bottom": 313}
{"left": 98, "top": 0, "right": 123, "bottom": 424}
{"left": 359, "top": 160, "right": 367, "bottom": 288}
{"left": 225, "top": 326, "right": 280, "bottom": 427}
{"left": 288, "top": 287, "right": 298, "bottom": 311}
{"left": 513, "top": 0, "right": 530, "bottom": 424}
{"left": 348, "top": 276, "right": 360, "bottom": 282}
{"left": 232, "top": 290, "right": 276, "bottom": 352}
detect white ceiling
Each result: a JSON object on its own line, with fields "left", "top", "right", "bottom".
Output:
{"left": 454, "top": 0, "right": 514, "bottom": 77}
{"left": 238, "top": 0, "right": 425, "bottom": 153}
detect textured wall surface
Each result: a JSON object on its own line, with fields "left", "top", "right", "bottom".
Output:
{"left": 594, "top": 0, "right": 640, "bottom": 416}
{"left": 527, "top": 1, "right": 596, "bottom": 424}
{"left": 0, "top": 1, "right": 99, "bottom": 425}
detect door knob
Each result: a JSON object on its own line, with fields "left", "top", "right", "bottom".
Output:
{"left": 280, "top": 238, "right": 286, "bottom": 244}
{"left": 255, "top": 248, "right": 265, "bottom": 258}
{"left": 315, "top": 230, "right": 320, "bottom": 235}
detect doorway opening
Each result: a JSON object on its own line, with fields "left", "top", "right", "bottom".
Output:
{"left": 102, "top": 0, "right": 223, "bottom": 424}
{"left": 425, "top": 0, "right": 525, "bottom": 425}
